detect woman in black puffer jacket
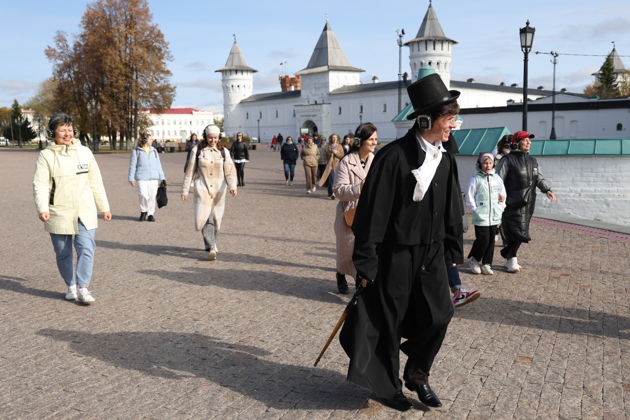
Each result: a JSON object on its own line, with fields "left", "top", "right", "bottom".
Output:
{"left": 230, "top": 132, "right": 250, "bottom": 187}
{"left": 495, "top": 131, "right": 557, "bottom": 273}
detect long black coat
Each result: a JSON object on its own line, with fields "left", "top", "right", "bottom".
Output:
{"left": 495, "top": 151, "right": 551, "bottom": 242}
{"left": 339, "top": 128, "right": 463, "bottom": 397}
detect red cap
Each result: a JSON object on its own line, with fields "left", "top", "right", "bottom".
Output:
{"left": 512, "top": 131, "right": 535, "bottom": 143}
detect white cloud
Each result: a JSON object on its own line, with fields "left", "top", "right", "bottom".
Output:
{"left": 176, "top": 79, "right": 222, "bottom": 93}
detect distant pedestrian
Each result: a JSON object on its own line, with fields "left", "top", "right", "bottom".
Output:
{"left": 184, "top": 133, "right": 199, "bottom": 173}
{"left": 280, "top": 136, "right": 299, "bottom": 185}
{"left": 495, "top": 131, "right": 557, "bottom": 272}
{"left": 128, "top": 131, "right": 166, "bottom": 222}
{"left": 322, "top": 134, "right": 344, "bottom": 199}
{"left": 342, "top": 134, "right": 353, "bottom": 154}
{"left": 33, "top": 112, "right": 112, "bottom": 304}
{"left": 181, "top": 125, "right": 238, "bottom": 261}
{"left": 332, "top": 123, "right": 377, "bottom": 294}
{"left": 271, "top": 135, "right": 278, "bottom": 151}
{"left": 316, "top": 137, "right": 328, "bottom": 184}
{"left": 465, "top": 153, "right": 506, "bottom": 274}
{"left": 300, "top": 136, "right": 319, "bottom": 194}
{"left": 277, "top": 133, "right": 283, "bottom": 147}
{"left": 230, "top": 132, "right": 249, "bottom": 187}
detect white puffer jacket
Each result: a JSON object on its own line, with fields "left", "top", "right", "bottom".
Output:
{"left": 33, "top": 139, "right": 110, "bottom": 234}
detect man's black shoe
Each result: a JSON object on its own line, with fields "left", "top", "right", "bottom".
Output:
{"left": 147, "top": 215, "right": 155, "bottom": 222}
{"left": 139, "top": 212, "right": 147, "bottom": 221}
{"left": 336, "top": 272, "right": 349, "bottom": 294}
{"left": 376, "top": 391, "right": 412, "bottom": 412}
{"left": 405, "top": 382, "right": 442, "bottom": 407}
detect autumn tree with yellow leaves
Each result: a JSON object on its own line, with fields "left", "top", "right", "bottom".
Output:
{"left": 45, "top": 0, "right": 174, "bottom": 150}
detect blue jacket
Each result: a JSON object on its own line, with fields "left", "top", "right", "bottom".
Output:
{"left": 465, "top": 169, "right": 506, "bottom": 226}
{"left": 128, "top": 147, "right": 165, "bottom": 182}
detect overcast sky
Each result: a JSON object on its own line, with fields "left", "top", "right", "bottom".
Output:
{"left": 1, "top": 0, "right": 629, "bottom": 112}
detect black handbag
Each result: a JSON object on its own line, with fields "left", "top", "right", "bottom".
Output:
{"left": 156, "top": 180, "right": 168, "bottom": 208}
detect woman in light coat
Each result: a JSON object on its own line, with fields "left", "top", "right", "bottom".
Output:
{"left": 32, "top": 112, "right": 112, "bottom": 304}
{"left": 332, "top": 122, "right": 378, "bottom": 293}
{"left": 300, "top": 136, "right": 319, "bottom": 194}
{"left": 128, "top": 131, "right": 165, "bottom": 222}
{"left": 181, "top": 125, "right": 237, "bottom": 261}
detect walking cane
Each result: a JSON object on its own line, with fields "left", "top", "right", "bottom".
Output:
{"left": 313, "top": 286, "right": 364, "bottom": 367}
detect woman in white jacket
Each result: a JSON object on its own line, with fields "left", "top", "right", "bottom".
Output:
{"left": 32, "top": 112, "right": 112, "bottom": 303}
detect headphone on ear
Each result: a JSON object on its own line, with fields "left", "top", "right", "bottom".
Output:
{"left": 416, "top": 115, "right": 432, "bottom": 130}
{"left": 353, "top": 137, "right": 361, "bottom": 148}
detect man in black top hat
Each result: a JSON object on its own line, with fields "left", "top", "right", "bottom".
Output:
{"left": 339, "top": 73, "right": 464, "bottom": 411}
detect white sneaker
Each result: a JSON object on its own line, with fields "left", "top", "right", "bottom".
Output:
{"left": 65, "top": 284, "right": 77, "bottom": 301}
{"left": 481, "top": 264, "right": 494, "bottom": 275}
{"left": 306, "top": 189, "right": 312, "bottom": 194}
{"left": 311, "top": 186, "right": 316, "bottom": 192}
{"left": 208, "top": 250, "right": 217, "bottom": 261}
{"left": 77, "top": 287, "right": 95, "bottom": 304}
{"left": 505, "top": 257, "right": 520, "bottom": 273}
{"left": 468, "top": 257, "right": 482, "bottom": 274}
{"left": 286, "top": 180, "right": 290, "bottom": 186}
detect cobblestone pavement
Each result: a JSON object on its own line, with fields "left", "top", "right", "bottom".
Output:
{"left": 1, "top": 148, "right": 628, "bottom": 419}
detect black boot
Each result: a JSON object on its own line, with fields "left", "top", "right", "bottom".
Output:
{"left": 139, "top": 212, "right": 147, "bottom": 221}
{"left": 336, "top": 272, "right": 348, "bottom": 294}
{"left": 404, "top": 368, "right": 442, "bottom": 407}
{"left": 376, "top": 390, "right": 412, "bottom": 412}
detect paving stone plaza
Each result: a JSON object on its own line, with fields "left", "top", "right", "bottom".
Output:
{"left": 1, "top": 148, "right": 628, "bottom": 419}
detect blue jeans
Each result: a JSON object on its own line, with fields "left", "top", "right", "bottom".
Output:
{"left": 445, "top": 260, "right": 461, "bottom": 292}
{"left": 50, "top": 220, "right": 96, "bottom": 287}
{"left": 283, "top": 162, "right": 296, "bottom": 181}
{"left": 327, "top": 169, "right": 335, "bottom": 197}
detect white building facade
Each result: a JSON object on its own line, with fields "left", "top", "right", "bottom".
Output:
{"left": 146, "top": 108, "right": 222, "bottom": 142}
{"left": 217, "top": 3, "right": 551, "bottom": 142}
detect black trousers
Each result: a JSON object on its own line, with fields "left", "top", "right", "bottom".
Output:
{"left": 235, "top": 162, "right": 245, "bottom": 186}
{"left": 468, "top": 225, "right": 498, "bottom": 264}
{"left": 500, "top": 241, "right": 522, "bottom": 259}
{"left": 340, "top": 242, "right": 453, "bottom": 398}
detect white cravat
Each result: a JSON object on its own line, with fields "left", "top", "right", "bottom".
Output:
{"left": 411, "top": 133, "right": 445, "bottom": 202}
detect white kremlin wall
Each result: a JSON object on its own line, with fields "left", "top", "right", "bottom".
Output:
{"left": 456, "top": 156, "right": 630, "bottom": 227}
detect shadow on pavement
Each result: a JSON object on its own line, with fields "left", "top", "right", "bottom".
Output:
{"left": 36, "top": 329, "right": 367, "bottom": 410}
{"left": 454, "top": 296, "right": 629, "bottom": 340}
{"left": 97, "top": 241, "right": 200, "bottom": 260}
{"left": 139, "top": 266, "right": 345, "bottom": 305}
{"left": 0, "top": 275, "right": 62, "bottom": 300}
{"left": 224, "top": 232, "right": 331, "bottom": 246}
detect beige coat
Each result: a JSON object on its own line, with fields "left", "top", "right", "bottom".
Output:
{"left": 332, "top": 151, "right": 374, "bottom": 277}
{"left": 33, "top": 140, "right": 110, "bottom": 234}
{"left": 182, "top": 145, "right": 237, "bottom": 231}
{"left": 300, "top": 143, "right": 319, "bottom": 167}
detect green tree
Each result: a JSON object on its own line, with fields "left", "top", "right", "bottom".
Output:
{"left": 26, "top": 78, "right": 58, "bottom": 142}
{"left": 598, "top": 55, "right": 620, "bottom": 98}
{"left": 2, "top": 100, "right": 37, "bottom": 146}
{"left": 213, "top": 117, "right": 224, "bottom": 133}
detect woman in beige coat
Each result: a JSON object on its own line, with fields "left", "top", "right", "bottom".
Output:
{"left": 181, "top": 125, "right": 237, "bottom": 261}
{"left": 300, "top": 136, "right": 319, "bottom": 194}
{"left": 332, "top": 122, "right": 378, "bottom": 293}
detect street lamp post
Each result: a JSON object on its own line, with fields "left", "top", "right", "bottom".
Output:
{"left": 396, "top": 28, "right": 405, "bottom": 113}
{"left": 257, "top": 118, "right": 261, "bottom": 143}
{"left": 549, "top": 51, "right": 558, "bottom": 139}
{"left": 519, "top": 20, "right": 535, "bottom": 131}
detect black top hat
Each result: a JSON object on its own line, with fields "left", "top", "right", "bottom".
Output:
{"left": 406, "top": 73, "right": 460, "bottom": 120}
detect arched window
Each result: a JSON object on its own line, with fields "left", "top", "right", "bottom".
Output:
{"left": 425, "top": 40, "right": 428, "bottom": 50}
{"left": 360, "top": 105, "right": 363, "bottom": 113}
{"left": 433, "top": 40, "right": 436, "bottom": 50}
{"left": 338, "top": 106, "right": 342, "bottom": 115}
{"left": 616, "top": 123, "right": 623, "bottom": 131}
{"left": 246, "top": 112, "right": 249, "bottom": 120}
{"left": 259, "top": 111, "right": 262, "bottom": 119}
{"left": 383, "top": 103, "right": 387, "bottom": 112}
{"left": 275, "top": 109, "right": 278, "bottom": 118}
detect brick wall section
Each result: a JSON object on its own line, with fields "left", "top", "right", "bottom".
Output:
{"left": 456, "top": 155, "right": 630, "bottom": 227}
{"left": 279, "top": 75, "right": 301, "bottom": 92}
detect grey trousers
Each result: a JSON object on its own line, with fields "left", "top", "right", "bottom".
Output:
{"left": 202, "top": 217, "right": 219, "bottom": 251}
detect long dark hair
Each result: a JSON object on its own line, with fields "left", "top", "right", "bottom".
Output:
{"left": 348, "top": 122, "right": 377, "bottom": 154}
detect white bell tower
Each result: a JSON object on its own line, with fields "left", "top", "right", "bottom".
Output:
{"left": 215, "top": 36, "right": 257, "bottom": 135}
{"left": 404, "top": 1, "right": 456, "bottom": 86}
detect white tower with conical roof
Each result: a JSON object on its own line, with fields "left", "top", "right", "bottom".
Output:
{"left": 215, "top": 36, "right": 257, "bottom": 135}
{"left": 404, "top": 1, "right": 456, "bottom": 86}
{"left": 296, "top": 21, "right": 364, "bottom": 103}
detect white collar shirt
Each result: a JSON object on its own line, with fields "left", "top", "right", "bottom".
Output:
{"left": 411, "top": 131, "right": 446, "bottom": 202}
